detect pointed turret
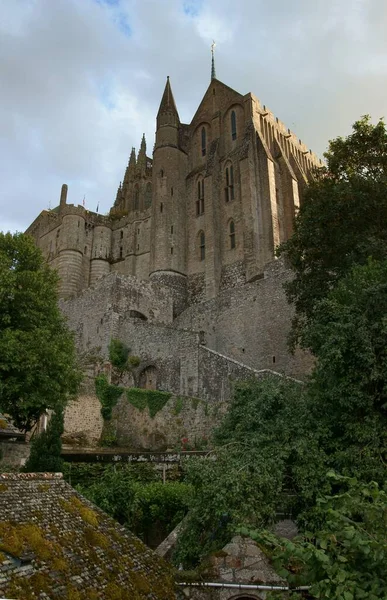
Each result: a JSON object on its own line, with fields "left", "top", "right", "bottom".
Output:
{"left": 114, "top": 182, "right": 122, "bottom": 208}
{"left": 156, "top": 77, "right": 180, "bottom": 130}
{"left": 137, "top": 134, "right": 147, "bottom": 173}
{"left": 156, "top": 77, "right": 180, "bottom": 149}
{"left": 128, "top": 147, "right": 136, "bottom": 173}
{"left": 120, "top": 148, "right": 136, "bottom": 207}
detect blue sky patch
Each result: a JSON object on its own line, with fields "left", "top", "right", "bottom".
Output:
{"left": 183, "top": 0, "right": 203, "bottom": 18}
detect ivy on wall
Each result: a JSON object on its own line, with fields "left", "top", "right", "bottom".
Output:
{"left": 95, "top": 374, "right": 123, "bottom": 420}
{"left": 126, "top": 388, "right": 171, "bottom": 418}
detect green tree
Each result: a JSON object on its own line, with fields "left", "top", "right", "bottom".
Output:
{"left": 244, "top": 473, "right": 387, "bottom": 600}
{"left": 173, "top": 378, "right": 327, "bottom": 568}
{"left": 303, "top": 260, "right": 387, "bottom": 483}
{"left": 24, "top": 406, "right": 64, "bottom": 472}
{"left": 78, "top": 466, "right": 192, "bottom": 547}
{"left": 0, "top": 232, "right": 81, "bottom": 431}
{"left": 278, "top": 116, "right": 387, "bottom": 347}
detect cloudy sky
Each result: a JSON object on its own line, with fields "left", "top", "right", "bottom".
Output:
{"left": 1, "top": 0, "right": 387, "bottom": 233}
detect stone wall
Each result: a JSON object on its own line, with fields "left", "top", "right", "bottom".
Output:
{"left": 63, "top": 393, "right": 104, "bottom": 447}
{"left": 0, "top": 442, "right": 30, "bottom": 468}
{"left": 59, "top": 272, "right": 175, "bottom": 354}
{"left": 111, "top": 393, "right": 215, "bottom": 451}
{"left": 175, "top": 260, "right": 313, "bottom": 379}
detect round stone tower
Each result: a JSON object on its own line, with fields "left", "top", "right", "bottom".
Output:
{"left": 57, "top": 213, "right": 85, "bottom": 298}
{"left": 149, "top": 77, "right": 188, "bottom": 317}
{"left": 90, "top": 224, "right": 111, "bottom": 285}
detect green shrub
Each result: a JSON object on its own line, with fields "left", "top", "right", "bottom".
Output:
{"left": 108, "top": 339, "right": 129, "bottom": 371}
{"left": 126, "top": 388, "right": 171, "bottom": 418}
{"left": 24, "top": 407, "right": 64, "bottom": 473}
{"left": 95, "top": 374, "right": 123, "bottom": 420}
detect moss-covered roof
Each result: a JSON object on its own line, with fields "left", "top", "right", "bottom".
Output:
{"left": 0, "top": 473, "right": 176, "bottom": 599}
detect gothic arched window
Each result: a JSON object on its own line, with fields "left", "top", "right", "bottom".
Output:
{"left": 224, "top": 164, "right": 235, "bottom": 202}
{"left": 231, "top": 110, "right": 237, "bottom": 141}
{"left": 229, "top": 220, "right": 236, "bottom": 249}
{"left": 201, "top": 127, "right": 206, "bottom": 157}
{"left": 145, "top": 182, "right": 152, "bottom": 208}
{"left": 134, "top": 184, "right": 139, "bottom": 210}
{"left": 199, "top": 231, "right": 205, "bottom": 261}
{"left": 196, "top": 178, "right": 204, "bottom": 216}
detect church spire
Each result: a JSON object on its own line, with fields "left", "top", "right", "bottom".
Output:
{"left": 211, "top": 40, "right": 216, "bottom": 80}
{"left": 137, "top": 134, "right": 147, "bottom": 173}
{"left": 129, "top": 147, "right": 136, "bottom": 173}
{"left": 157, "top": 76, "right": 179, "bottom": 125}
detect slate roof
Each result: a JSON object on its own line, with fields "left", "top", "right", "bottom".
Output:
{"left": 0, "top": 414, "right": 24, "bottom": 440}
{"left": 0, "top": 473, "right": 176, "bottom": 600}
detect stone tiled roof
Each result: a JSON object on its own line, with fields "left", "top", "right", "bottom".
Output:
{"left": 0, "top": 414, "right": 24, "bottom": 440}
{"left": 0, "top": 473, "right": 176, "bottom": 599}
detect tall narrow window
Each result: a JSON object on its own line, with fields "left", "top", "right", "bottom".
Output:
{"left": 199, "top": 231, "right": 205, "bottom": 261}
{"left": 224, "top": 164, "right": 235, "bottom": 201}
{"left": 231, "top": 110, "right": 237, "bottom": 141}
{"left": 229, "top": 220, "right": 236, "bottom": 249}
{"left": 230, "top": 165, "right": 235, "bottom": 200}
{"left": 201, "top": 127, "right": 206, "bottom": 157}
{"left": 134, "top": 184, "right": 139, "bottom": 210}
{"left": 196, "top": 178, "right": 205, "bottom": 215}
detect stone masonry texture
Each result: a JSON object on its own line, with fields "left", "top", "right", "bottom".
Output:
{"left": 25, "top": 71, "right": 318, "bottom": 451}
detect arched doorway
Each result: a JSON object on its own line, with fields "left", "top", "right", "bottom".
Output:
{"left": 139, "top": 365, "right": 158, "bottom": 390}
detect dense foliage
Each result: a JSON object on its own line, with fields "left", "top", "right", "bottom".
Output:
{"left": 95, "top": 374, "right": 123, "bottom": 420}
{"left": 108, "top": 338, "right": 140, "bottom": 373}
{"left": 244, "top": 474, "right": 387, "bottom": 599}
{"left": 173, "top": 378, "right": 326, "bottom": 567}
{"left": 278, "top": 116, "right": 387, "bottom": 347}
{"left": 0, "top": 232, "right": 81, "bottom": 431}
{"left": 78, "top": 465, "right": 192, "bottom": 547}
{"left": 24, "top": 407, "right": 64, "bottom": 472}
{"left": 126, "top": 388, "right": 171, "bottom": 418}
{"left": 304, "top": 260, "right": 387, "bottom": 484}
{"left": 108, "top": 338, "right": 130, "bottom": 372}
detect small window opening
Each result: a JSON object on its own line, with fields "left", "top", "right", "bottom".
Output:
{"left": 160, "top": 202, "right": 163, "bottom": 213}
{"left": 224, "top": 165, "right": 235, "bottom": 202}
{"left": 196, "top": 179, "right": 205, "bottom": 215}
{"left": 229, "top": 220, "right": 236, "bottom": 249}
{"left": 201, "top": 127, "right": 206, "bottom": 157}
{"left": 119, "top": 246, "right": 123, "bottom": 259}
{"left": 137, "top": 244, "right": 139, "bottom": 251}
{"left": 171, "top": 187, "right": 173, "bottom": 196}
{"left": 231, "top": 110, "right": 237, "bottom": 141}
{"left": 199, "top": 231, "right": 205, "bottom": 261}
{"left": 120, "top": 231, "right": 123, "bottom": 239}
{"left": 84, "top": 246, "right": 87, "bottom": 255}
{"left": 171, "top": 225, "right": 174, "bottom": 234}
{"left": 171, "top": 247, "right": 173, "bottom": 254}
{"left": 272, "top": 355, "right": 276, "bottom": 364}
{"left": 160, "top": 169, "right": 164, "bottom": 177}
{"left": 138, "top": 228, "right": 140, "bottom": 234}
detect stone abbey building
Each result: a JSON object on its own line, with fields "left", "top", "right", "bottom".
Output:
{"left": 26, "top": 68, "right": 320, "bottom": 448}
